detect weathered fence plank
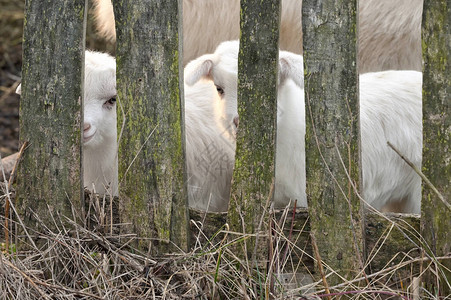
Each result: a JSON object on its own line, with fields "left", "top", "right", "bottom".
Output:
{"left": 193, "top": 210, "right": 421, "bottom": 274}
{"left": 113, "top": 0, "right": 189, "bottom": 253}
{"left": 421, "top": 0, "right": 451, "bottom": 295}
{"left": 17, "top": 1, "right": 86, "bottom": 237}
{"left": 302, "top": 0, "right": 364, "bottom": 285}
{"left": 227, "top": 0, "right": 281, "bottom": 264}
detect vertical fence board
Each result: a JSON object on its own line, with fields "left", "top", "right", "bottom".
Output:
{"left": 227, "top": 0, "right": 280, "bottom": 264}
{"left": 302, "top": 0, "right": 363, "bottom": 285}
{"left": 421, "top": 0, "right": 451, "bottom": 295}
{"left": 17, "top": 0, "right": 86, "bottom": 236}
{"left": 113, "top": 0, "right": 188, "bottom": 253}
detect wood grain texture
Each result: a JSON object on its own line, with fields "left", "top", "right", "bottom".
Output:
{"left": 302, "top": 0, "right": 363, "bottom": 285}
{"left": 113, "top": 0, "right": 189, "bottom": 253}
{"left": 17, "top": 0, "right": 86, "bottom": 235}
{"left": 227, "top": 0, "right": 281, "bottom": 265}
{"left": 421, "top": 0, "right": 451, "bottom": 295}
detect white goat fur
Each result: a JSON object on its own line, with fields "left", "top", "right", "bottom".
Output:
{"left": 184, "top": 41, "right": 307, "bottom": 211}
{"left": 92, "top": 0, "right": 422, "bottom": 72}
{"left": 92, "top": 0, "right": 301, "bottom": 66}
{"left": 190, "top": 41, "right": 422, "bottom": 213}
{"left": 183, "top": 41, "right": 240, "bottom": 211}
{"left": 275, "top": 69, "right": 422, "bottom": 213}
{"left": 358, "top": 0, "right": 423, "bottom": 73}
{"left": 16, "top": 51, "right": 118, "bottom": 197}
{"left": 360, "top": 71, "right": 422, "bottom": 213}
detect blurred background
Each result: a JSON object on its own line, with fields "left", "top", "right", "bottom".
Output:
{"left": 0, "top": 0, "right": 114, "bottom": 158}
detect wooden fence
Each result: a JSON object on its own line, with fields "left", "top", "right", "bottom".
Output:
{"left": 13, "top": 0, "right": 449, "bottom": 296}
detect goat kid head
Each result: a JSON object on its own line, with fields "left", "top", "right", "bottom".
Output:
{"left": 184, "top": 40, "right": 239, "bottom": 140}
{"left": 184, "top": 40, "right": 305, "bottom": 142}
{"left": 15, "top": 51, "right": 117, "bottom": 151}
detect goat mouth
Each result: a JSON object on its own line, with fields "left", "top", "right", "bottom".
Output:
{"left": 83, "top": 130, "right": 97, "bottom": 143}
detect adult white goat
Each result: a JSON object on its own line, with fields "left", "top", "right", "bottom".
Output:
{"left": 92, "top": 0, "right": 302, "bottom": 66}
{"left": 359, "top": 70, "right": 422, "bottom": 213}
{"left": 274, "top": 67, "right": 422, "bottom": 213}
{"left": 16, "top": 51, "right": 118, "bottom": 197}
{"left": 358, "top": 0, "right": 423, "bottom": 73}
{"left": 92, "top": 0, "right": 422, "bottom": 72}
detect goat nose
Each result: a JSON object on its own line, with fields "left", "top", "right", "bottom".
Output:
{"left": 233, "top": 116, "right": 239, "bottom": 128}
{"left": 83, "top": 123, "right": 91, "bottom": 132}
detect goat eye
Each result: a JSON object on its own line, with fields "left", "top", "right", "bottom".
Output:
{"left": 215, "top": 85, "right": 224, "bottom": 96}
{"left": 107, "top": 97, "right": 116, "bottom": 105}
{"left": 103, "top": 97, "right": 116, "bottom": 110}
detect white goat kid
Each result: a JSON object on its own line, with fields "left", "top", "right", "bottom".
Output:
{"left": 16, "top": 51, "right": 118, "bottom": 197}
{"left": 183, "top": 41, "right": 307, "bottom": 211}
{"left": 277, "top": 69, "right": 422, "bottom": 213}
{"left": 182, "top": 41, "right": 240, "bottom": 212}
{"left": 274, "top": 51, "right": 306, "bottom": 209}
{"left": 82, "top": 51, "right": 118, "bottom": 197}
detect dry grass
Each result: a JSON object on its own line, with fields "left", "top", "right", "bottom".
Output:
{"left": 0, "top": 148, "right": 449, "bottom": 298}
{"left": 0, "top": 180, "right": 448, "bottom": 299}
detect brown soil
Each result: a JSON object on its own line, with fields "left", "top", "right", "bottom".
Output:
{"left": 0, "top": 0, "right": 23, "bottom": 158}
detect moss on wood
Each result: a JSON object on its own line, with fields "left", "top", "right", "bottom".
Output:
{"left": 421, "top": 1, "right": 451, "bottom": 295}
{"left": 302, "top": 0, "right": 363, "bottom": 285}
{"left": 113, "top": 0, "right": 188, "bottom": 254}
{"left": 17, "top": 0, "right": 86, "bottom": 243}
{"left": 227, "top": 0, "right": 281, "bottom": 265}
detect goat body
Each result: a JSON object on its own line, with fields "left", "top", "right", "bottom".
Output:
{"left": 92, "top": 0, "right": 422, "bottom": 72}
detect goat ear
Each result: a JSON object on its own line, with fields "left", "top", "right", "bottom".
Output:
{"left": 15, "top": 83, "right": 22, "bottom": 95}
{"left": 184, "top": 54, "right": 215, "bottom": 86}
{"left": 278, "top": 51, "right": 304, "bottom": 89}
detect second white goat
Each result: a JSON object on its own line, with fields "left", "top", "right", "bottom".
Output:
{"left": 16, "top": 51, "right": 118, "bottom": 197}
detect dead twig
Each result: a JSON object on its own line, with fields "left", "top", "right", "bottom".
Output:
{"left": 387, "top": 141, "right": 450, "bottom": 211}
{"left": 0, "top": 79, "right": 20, "bottom": 104}
{"left": 2, "top": 258, "right": 52, "bottom": 300}
{"left": 310, "top": 233, "right": 331, "bottom": 300}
